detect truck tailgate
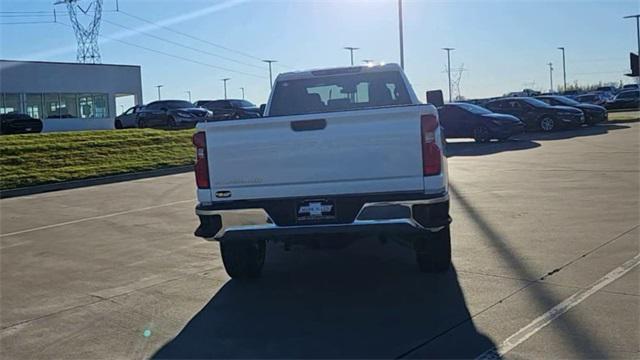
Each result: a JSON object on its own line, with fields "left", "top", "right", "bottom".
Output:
{"left": 203, "top": 105, "right": 432, "bottom": 201}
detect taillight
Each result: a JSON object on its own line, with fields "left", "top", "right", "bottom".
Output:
{"left": 192, "top": 132, "right": 210, "bottom": 188}
{"left": 421, "top": 114, "right": 441, "bottom": 176}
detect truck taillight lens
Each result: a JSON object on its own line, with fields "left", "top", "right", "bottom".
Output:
{"left": 192, "top": 132, "right": 210, "bottom": 188}
{"left": 421, "top": 114, "right": 441, "bottom": 176}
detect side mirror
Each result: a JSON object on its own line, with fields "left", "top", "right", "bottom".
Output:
{"left": 426, "top": 90, "right": 444, "bottom": 107}
{"left": 259, "top": 104, "right": 266, "bottom": 116}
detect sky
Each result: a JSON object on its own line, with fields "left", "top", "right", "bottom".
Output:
{"left": 0, "top": 0, "right": 638, "bottom": 107}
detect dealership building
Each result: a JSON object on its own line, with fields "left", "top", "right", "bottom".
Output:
{"left": 0, "top": 60, "right": 142, "bottom": 132}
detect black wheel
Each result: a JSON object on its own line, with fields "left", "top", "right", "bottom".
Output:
{"left": 115, "top": 120, "right": 123, "bottom": 129}
{"left": 539, "top": 116, "right": 556, "bottom": 132}
{"left": 220, "top": 239, "right": 266, "bottom": 279}
{"left": 414, "top": 226, "right": 451, "bottom": 273}
{"left": 473, "top": 126, "right": 490, "bottom": 143}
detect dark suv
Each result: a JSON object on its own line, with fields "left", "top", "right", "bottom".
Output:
{"left": 485, "top": 97, "right": 584, "bottom": 132}
{"left": 137, "top": 100, "right": 212, "bottom": 129}
{"left": 605, "top": 90, "right": 640, "bottom": 111}
{"left": 197, "top": 99, "right": 261, "bottom": 121}
{"left": 535, "top": 95, "right": 607, "bottom": 125}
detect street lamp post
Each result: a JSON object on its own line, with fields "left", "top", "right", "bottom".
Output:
{"left": 262, "top": 60, "right": 277, "bottom": 90}
{"left": 343, "top": 47, "right": 359, "bottom": 66}
{"left": 557, "top": 47, "right": 567, "bottom": 92}
{"left": 221, "top": 78, "right": 230, "bottom": 100}
{"left": 185, "top": 90, "right": 192, "bottom": 102}
{"left": 624, "top": 14, "right": 640, "bottom": 85}
{"left": 239, "top": 87, "right": 245, "bottom": 100}
{"left": 155, "top": 85, "right": 163, "bottom": 100}
{"left": 442, "top": 48, "right": 455, "bottom": 102}
{"left": 398, "top": 0, "right": 404, "bottom": 69}
{"left": 548, "top": 62, "right": 554, "bottom": 93}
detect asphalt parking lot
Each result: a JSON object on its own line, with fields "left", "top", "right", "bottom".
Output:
{"left": 1, "top": 122, "right": 638, "bottom": 359}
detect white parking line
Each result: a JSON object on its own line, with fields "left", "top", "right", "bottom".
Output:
{"left": 476, "top": 253, "right": 640, "bottom": 359}
{"left": 0, "top": 199, "right": 194, "bottom": 238}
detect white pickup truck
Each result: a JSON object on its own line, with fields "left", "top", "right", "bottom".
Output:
{"left": 192, "top": 63, "right": 451, "bottom": 278}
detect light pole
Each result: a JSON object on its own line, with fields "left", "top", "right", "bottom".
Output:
{"left": 442, "top": 48, "right": 455, "bottom": 102}
{"left": 398, "top": 0, "right": 404, "bottom": 69}
{"left": 155, "top": 85, "right": 163, "bottom": 100}
{"left": 239, "top": 87, "right": 245, "bottom": 100}
{"left": 344, "top": 47, "right": 359, "bottom": 66}
{"left": 185, "top": 90, "right": 192, "bottom": 102}
{"left": 221, "top": 78, "right": 230, "bottom": 100}
{"left": 547, "top": 62, "right": 554, "bottom": 93}
{"left": 624, "top": 14, "right": 640, "bottom": 85}
{"left": 557, "top": 47, "right": 567, "bottom": 92}
{"left": 262, "top": 60, "right": 277, "bottom": 90}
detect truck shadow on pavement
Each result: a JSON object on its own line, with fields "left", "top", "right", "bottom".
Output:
{"left": 446, "top": 139, "right": 540, "bottom": 157}
{"left": 153, "top": 240, "right": 496, "bottom": 359}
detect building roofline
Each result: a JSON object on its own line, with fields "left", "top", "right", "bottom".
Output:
{"left": 0, "top": 59, "right": 141, "bottom": 69}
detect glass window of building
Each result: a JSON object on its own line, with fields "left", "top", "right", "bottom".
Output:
{"left": 26, "top": 94, "right": 43, "bottom": 119}
{"left": 44, "top": 93, "right": 61, "bottom": 118}
{"left": 59, "top": 94, "right": 78, "bottom": 118}
{"left": 93, "top": 94, "right": 108, "bottom": 118}
{"left": 78, "top": 94, "right": 94, "bottom": 118}
{"left": 1, "top": 93, "right": 21, "bottom": 114}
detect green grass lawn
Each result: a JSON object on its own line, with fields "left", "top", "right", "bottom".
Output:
{"left": 0, "top": 129, "right": 194, "bottom": 190}
{"left": 608, "top": 110, "right": 639, "bottom": 122}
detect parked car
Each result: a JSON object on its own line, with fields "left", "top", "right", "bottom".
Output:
{"left": 137, "top": 100, "right": 212, "bottom": 129}
{"left": 485, "top": 97, "right": 584, "bottom": 132}
{"left": 0, "top": 113, "right": 43, "bottom": 135}
{"left": 438, "top": 102, "right": 524, "bottom": 142}
{"left": 605, "top": 90, "right": 640, "bottom": 111}
{"left": 595, "top": 86, "right": 617, "bottom": 101}
{"left": 575, "top": 93, "right": 608, "bottom": 106}
{"left": 114, "top": 105, "right": 143, "bottom": 129}
{"left": 198, "top": 99, "right": 261, "bottom": 120}
{"left": 193, "top": 63, "right": 452, "bottom": 278}
{"left": 621, "top": 84, "right": 639, "bottom": 91}
{"left": 535, "top": 95, "right": 607, "bottom": 125}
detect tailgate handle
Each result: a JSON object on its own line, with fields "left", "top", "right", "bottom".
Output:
{"left": 290, "top": 119, "right": 326, "bottom": 131}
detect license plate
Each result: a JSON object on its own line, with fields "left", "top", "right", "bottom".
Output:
{"left": 296, "top": 199, "right": 336, "bottom": 221}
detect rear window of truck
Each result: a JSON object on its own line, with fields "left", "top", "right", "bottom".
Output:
{"left": 269, "top": 71, "right": 412, "bottom": 116}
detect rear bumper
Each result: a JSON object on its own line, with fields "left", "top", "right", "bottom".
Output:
{"left": 195, "top": 192, "right": 450, "bottom": 241}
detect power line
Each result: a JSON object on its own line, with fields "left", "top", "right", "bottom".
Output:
{"left": 55, "top": 21, "right": 267, "bottom": 79}
{"left": 0, "top": 21, "right": 55, "bottom": 25}
{"left": 117, "top": 10, "right": 263, "bottom": 62}
{"left": 116, "top": 9, "right": 293, "bottom": 70}
{"left": 99, "top": 16, "right": 265, "bottom": 71}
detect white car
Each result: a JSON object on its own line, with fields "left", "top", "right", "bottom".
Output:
{"left": 192, "top": 63, "right": 451, "bottom": 278}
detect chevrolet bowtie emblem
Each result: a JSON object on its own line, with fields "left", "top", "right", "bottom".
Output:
{"left": 298, "top": 202, "right": 333, "bottom": 216}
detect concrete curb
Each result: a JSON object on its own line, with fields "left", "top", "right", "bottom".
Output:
{"left": 0, "top": 165, "right": 193, "bottom": 199}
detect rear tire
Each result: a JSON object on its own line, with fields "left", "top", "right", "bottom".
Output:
{"left": 414, "top": 226, "right": 452, "bottom": 273}
{"left": 115, "top": 120, "right": 123, "bottom": 129}
{"left": 539, "top": 116, "right": 556, "bottom": 132}
{"left": 220, "top": 239, "right": 266, "bottom": 279}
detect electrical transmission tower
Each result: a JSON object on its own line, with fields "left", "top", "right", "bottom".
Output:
{"left": 55, "top": 0, "right": 103, "bottom": 63}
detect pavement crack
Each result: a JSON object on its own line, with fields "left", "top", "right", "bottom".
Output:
{"left": 538, "top": 224, "right": 639, "bottom": 282}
